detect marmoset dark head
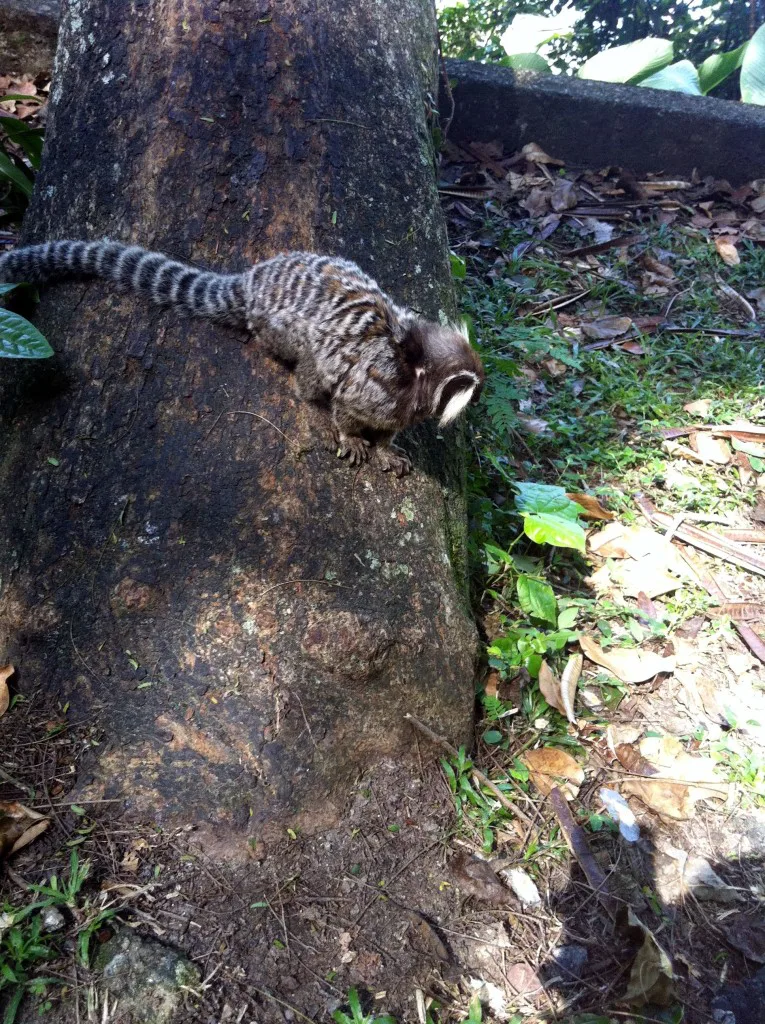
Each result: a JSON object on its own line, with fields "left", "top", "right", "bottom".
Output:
{"left": 401, "top": 320, "right": 484, "bottom": 427}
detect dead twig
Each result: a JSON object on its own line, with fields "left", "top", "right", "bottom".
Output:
{"left": 560, "top": 234, "right": 646, "bottom": 259}
{"left": 548, "top": 786, "right": 618, "bottom": 921}
{"left": 715, "top": 273, "right": 757, "bottom": 321}
{"left": 436, "top": 29, "right": 454, "bottom": 142}
{"left": 404, "top": 713, "right": 537, "bottom": 830}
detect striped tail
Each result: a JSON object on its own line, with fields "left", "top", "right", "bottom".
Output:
{"left": 0, "top": 240, "right": 247, "bottom": 325}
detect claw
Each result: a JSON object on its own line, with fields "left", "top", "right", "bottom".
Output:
{"left": 375, "top": 446, "right": 412, "bottom": 477}
{"left": 336, "top": 434, "right": 370, "bottom": 466}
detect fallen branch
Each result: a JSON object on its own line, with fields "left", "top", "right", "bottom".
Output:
{"left": 404, "top": 713, "right": 536, "bottom": 830}
{"left": 674, "top": 547, "right": 765, "bottom": 666}
{"left": 560, "top": 234, "right": 646, "bottom": 259}
{"left": 721, "top": 530, "right": 765, "bottom": 544}
{"left": 635, "top": 495, "right": 765, "bottom": 578}
{"left": 548, "top": 786, "right": 618, "bottom": 921}
{"left": 659, "top": 324, "right": 764, "bottom": 340}
{"left": 661, "top": 423, "right": 765, "bottom": 442}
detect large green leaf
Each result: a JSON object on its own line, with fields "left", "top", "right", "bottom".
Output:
{"left": 639, "top": 60, "right": 701, "bottom": 95}
{"left": 698, "top": 41, "right": 748, "bottom": 95}
{"left": 500, "top": 11, "right": 580, "bottom": 56}
{"left": 516, "top": 575, "right": 558, "bottom": 625}
{"left": 577, "top": 37, "right": 674, "bottom": 85}
{"left": 0, "top": 308, "right": 53, "bottom": 358}
{"left": 522, "top": 512, "right": 586, "bottom": 552}
{"left": 741, "top": 24, "right": 765, "bottom": 105}
{"left": 0, "top": 149, "right": 33, "bottom": 197}
{"left": 501, "top": 52, "right": 552, "bottom": 73}
{"left": 0, "top": 116, "right": 44, "bottom": 168}
{"left": 514, "top": 481, "right": 581, "bottom": 520}
{"left": 0, "top": 282, "right": 20, "bottom": 297}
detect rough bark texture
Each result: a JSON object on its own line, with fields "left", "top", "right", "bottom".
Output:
{"left": 0, "top": 0, "right": 476, "bottom": 839}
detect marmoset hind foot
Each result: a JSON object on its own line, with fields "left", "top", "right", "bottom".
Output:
{"left": 374, "top": 444, "right": 412, "bottom": 477}
{"left": 335, "top": 433, "right": 370, "bottom": 467}
{"left": 0, "top": 240, "right": 485, "bottom": 477}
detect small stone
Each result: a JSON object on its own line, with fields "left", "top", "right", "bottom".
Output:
{"left": 97, "top": 928, "right": 200, "bottom": 1024}
{"left": 550, "top": 944, "right": 588, "bottom": 978}
{"left": 40, "top": 906, "right": 65, "bottom": 933}
{"left": 712, "top": 966, "right": 765, "bottom": 1024}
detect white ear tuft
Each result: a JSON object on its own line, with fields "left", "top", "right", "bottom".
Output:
{"left": 450, "top": 319, "right": 470, "bottom": 341}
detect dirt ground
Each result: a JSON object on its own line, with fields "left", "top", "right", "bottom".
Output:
{"left": 3, "top": 652, "right": 765, "bottom": 1024}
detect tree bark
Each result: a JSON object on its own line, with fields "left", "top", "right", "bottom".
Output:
{"left": 0, "top": 0, "right": 476, "bottom": 838}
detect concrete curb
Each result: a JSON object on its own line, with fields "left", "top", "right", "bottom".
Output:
{"left": 443, "top": 59, "right": 765, "bottom": 185}
{"left": 0, "top": 0, "right": 59, "bottom": 77}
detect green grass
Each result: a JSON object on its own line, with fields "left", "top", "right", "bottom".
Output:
{"left": 446, "top": 209, "right": 765, "bottom": 845}
{"left": 0, "top": 850, "right": 117, "bottom": 1023}
{"left": 463, "top": 223, "right": 764, "bottom": 537}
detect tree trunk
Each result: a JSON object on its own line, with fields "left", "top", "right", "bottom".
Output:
{"left": 0, "top": 0, "right": 476, "bottom": 838}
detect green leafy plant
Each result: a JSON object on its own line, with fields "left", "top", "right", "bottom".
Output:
{"left": 1, "top": 851, "right": 117, "bottom": 1023}
{"left": 460, "top": 996, "right": 483, "bottom": 1024}
{"left": 441, "top": 746, "right": 523, "bottom": 852}
{"left": 513, "top": 482, "right": 586, "bottom": 552}
{"left": 332, "top": 989, "right": 396, "bottom": 1024}
{"left": 487, "top": 623, "right": 575, "bottom": 680}
{"left": 0, "top": 101, "right": 43, "bottom": 220}
{"left": 0, "top": 284, "right": 52, "bottom": 359}
{"left": 496, "top": 10, "right": 765, "bottom": 103}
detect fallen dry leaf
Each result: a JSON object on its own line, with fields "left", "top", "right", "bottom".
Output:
{"left": 691, "top": 430, "right": 730, "bottom": 464}
{"left": 707, "top": 602, "right": 765, "bottom": 621}
{"left": 519, "top": 142, "right": 563, "bottom": 166}
{"left": 120, "top": 849, "right": 140, "bottom": 873}
{"left": 538, "top": 656, "right": 581, "bottom": 724}
{"left": 585, "top": 563, "right": 617, "bottom": 597}
{"left": 538, "top": 660, "right": 565, "bottom": 717}
{"left": 721, "top": 913, "right": 765, "bottom": 963}
{"left": 483, "top": 670, "right": 500, "bottom": 698}
{"left": 715, "top": 236, "right": 740, "bottom": 266}
{"left": 542, "top": 357, "right": 567, "bottom": 378}
{"left": 620, "top": 340, "right": 645, "bottom": 356}
{"left": 450, "top": 851, "right": 512, "bottom": 904}
{"left": 520, "top": 187, "right": 549, "bottom": 218}
{"left": 567, "top": 493, "right": 614, "bottom": 521}
{"left": 636, "top": 591, "right": 658, "bottom": 621}
{"left": 683, "top": 398, "right": 713, "bottom": 417}
{"left": 620, "top": 735, "right": 727, "bottom": 820}
{"left": 559, "top": 653, "right": 583, "bottom": 724}
{"left": 623, "top": 910, "right": 675, "bottom": 1006}
{"left": 518, "top": 414, "right": 550, "bottom": 436}
{"left": 588, "top": 521, "right": 631, "bottom": 558}
{"left": 550, "top": 178, "right": 577, "bottom": 212}
{"left": 613, "top": 556, "right": 683, "bottom": 599}
{"left": 0, "top": 802, "right": 49, "bottom": 859}
{"left": 504, "top": 962, "right": 545, "bottom": 1004}
{"left": 622, "top": 776, "right": 698, "bottom": 820}
{"left": 581, "top": 315, "right": 633, "bottom": 341}
{"left": 522, "top": 747, "right": 584, "bottom": 800}
{"left": 641, "top": 252, "right": 675, "bottom": 280}
{"left": 579, "top": 636, "right": 675, "bottom": 683}
{"left": 0, "top": 664, "right": 12, "bottom": 718}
